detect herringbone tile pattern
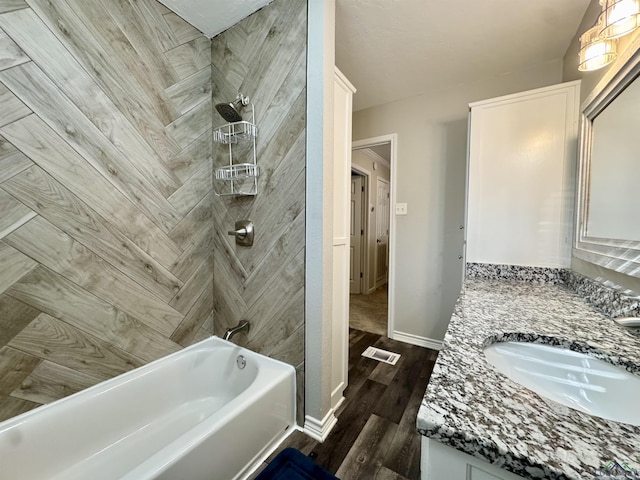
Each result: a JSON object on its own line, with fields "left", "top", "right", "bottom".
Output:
{"left": 0, "top": 0, "right": 213, "bottom": 421}
{"left": 210, "top": 0, "right": 307, "bottom": 423}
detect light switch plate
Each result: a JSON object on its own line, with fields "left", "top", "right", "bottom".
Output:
{"left": 395, "top": 203, "right": 408, "bottom": 215}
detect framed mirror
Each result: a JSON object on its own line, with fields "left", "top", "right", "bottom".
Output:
{"left": 575, "top": 35, "right": 640, "bottom": 277}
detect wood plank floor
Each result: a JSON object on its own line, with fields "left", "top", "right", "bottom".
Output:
{"left": 249, "top": 329, "right": 439, "bottom": 480}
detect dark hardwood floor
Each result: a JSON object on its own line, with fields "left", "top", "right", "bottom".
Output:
{"left": 249, "top": 329, "right": 439, "bottom": 480}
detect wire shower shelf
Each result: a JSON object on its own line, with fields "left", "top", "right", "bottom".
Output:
{"left": 213, "top": 101, "right": 258, "bottom": 196}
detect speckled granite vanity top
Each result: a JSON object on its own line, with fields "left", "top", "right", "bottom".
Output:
{"left": 417, "top": 277, "right": 640, "bottom": 479}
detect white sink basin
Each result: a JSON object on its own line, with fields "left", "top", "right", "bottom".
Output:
{"left": 484, "top": 341, "right": 640, "bottom": 426}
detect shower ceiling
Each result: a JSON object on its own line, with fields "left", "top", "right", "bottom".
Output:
{"left": 158, "top": 0, "right": 590, "bottom": 112}
{"left": 157, "top": 0, "right": 271, "bottom": 38}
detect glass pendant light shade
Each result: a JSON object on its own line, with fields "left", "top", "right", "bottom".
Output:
{"left": 599, "top": 0, "right": 640, "bottom": 39}
{"left": 578, "top": 22, "right": 618, "bottom": 71}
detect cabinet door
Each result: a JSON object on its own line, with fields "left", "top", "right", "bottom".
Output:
{"left": 421, "top": 437, "right": 527, "bottom": 480}
{"left": 466, "top": 82, "right": 579, "bottom": 268}
{"left": 468, "top": 466, "right": 508, "bottom": 480}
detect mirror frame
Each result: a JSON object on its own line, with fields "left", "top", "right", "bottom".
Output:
{"left": 575, "top": 34, "right": 640, "bottom": 278}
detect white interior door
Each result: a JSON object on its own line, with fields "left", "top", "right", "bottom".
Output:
{"left": 350, "top": 175, "right": 364, "bottom": 294}
{"left": 375, "top": 178, "right": 390, "bottom": 287}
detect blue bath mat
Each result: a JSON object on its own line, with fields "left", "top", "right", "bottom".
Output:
{"left": 255, "top": 448, "right": 339, "bottom": 480}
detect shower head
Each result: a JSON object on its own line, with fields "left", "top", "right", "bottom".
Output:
{"left": 215, "top": 94, "right": 249, "bottom": 123}
{"left": 215, "top": 101, "right": 243, "bottom": 123}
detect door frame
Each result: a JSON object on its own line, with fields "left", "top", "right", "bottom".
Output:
{"left": 351, "top": 133, "right": 397, "bottom": 339}
{"left": 350, "top": 165, "right": 370, "bottom": 295}
{"left": 375, "top": 176, "right": 390, "bottom": 289}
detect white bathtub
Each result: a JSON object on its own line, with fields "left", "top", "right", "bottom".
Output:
{"left": 0, "top": 336, "right": 296, "bottom": 480}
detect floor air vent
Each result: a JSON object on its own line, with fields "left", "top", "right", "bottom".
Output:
{"left": 361, "top": 346, "right": 400, "bottom": 365}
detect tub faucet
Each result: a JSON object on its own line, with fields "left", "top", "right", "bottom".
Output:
{"left": 224, "top": 320, "right": 250, "bottom": 341}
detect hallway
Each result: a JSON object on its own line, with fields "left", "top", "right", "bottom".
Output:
{"left": 349, "top": 286, "right": 388, "bottom": 336}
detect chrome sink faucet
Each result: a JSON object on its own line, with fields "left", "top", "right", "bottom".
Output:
{"left": 613, "top": 317, "right": 640, "bottom": 336}
{"left": 223, "top": 320, "right": 250, "bottom": 341}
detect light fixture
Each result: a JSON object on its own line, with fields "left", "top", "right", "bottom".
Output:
{"left": 578, "top": 21, "right": 618, "bottom": 71}
{"left": 599, "top": 0, "right": 640, "bottom": 39}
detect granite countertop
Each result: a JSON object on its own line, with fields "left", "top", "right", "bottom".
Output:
{"left": 417, "top": 278, "right": 640, "bottom": 479}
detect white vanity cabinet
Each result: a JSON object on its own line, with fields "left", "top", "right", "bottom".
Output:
{"left": 465, "top": 81, "right": 580, "bottom": 268}
{"left": 421, "top": 438, "right": 527, "bottom": 480}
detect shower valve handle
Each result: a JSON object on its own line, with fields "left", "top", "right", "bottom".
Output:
{"left": 228, "top": 220, "right": 254, "bottom": 247}
{"left": 228, "top": 227, "right": 248, "bottom": 237}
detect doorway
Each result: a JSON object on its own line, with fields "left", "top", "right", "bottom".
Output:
{"left": 375, "top": 177, "right": 390, "bottom": 288}
{"left": 349, "top": 135, "right": 395, "bottom": 338}
{"left": 350, "top": 172, "right": 366, "bottom": 295}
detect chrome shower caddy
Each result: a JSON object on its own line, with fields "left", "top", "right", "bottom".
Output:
{"left": 213, "top": 102, "right": 258, "bottom": 196}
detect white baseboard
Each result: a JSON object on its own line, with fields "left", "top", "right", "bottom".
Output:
{"left": 392, "top": 331, "right": 443, "bottom": 350}
{"left": 332, "top": 395, "right": 346, "bottom": 413}
{"left": 303, "top": 410, "right": 338, "bottom": 442}
{"left": 330, "top": 381, "right": 345, "bottom": 410}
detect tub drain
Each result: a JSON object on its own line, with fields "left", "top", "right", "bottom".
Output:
{"left": 236, "top": 355, "right": 246, "bottom": 369}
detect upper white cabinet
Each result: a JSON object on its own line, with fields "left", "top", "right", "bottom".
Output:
{"left": 466, "top": 81, "right": 580, "bottom": 268}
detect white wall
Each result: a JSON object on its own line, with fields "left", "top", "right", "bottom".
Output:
{"left": 353, "top": 60, "right": 563, "bottom": 342}
{"left": 305, "top": 0, "right": 337, "bottom": 440}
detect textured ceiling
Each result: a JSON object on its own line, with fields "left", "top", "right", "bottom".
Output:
{"left": 336, "top": 0, "right": 591, "bottom": 111}
{"left": 158, "top": 0, "right": 272, "bottom": 38}
{"left": 157, "top": 0, "right": 591, "bottom": 112}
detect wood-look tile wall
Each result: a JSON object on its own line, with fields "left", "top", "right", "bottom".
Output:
{"left": 0, "top": 0, "right": 213, "bottom": 422}
{"left": 210, "top": 0, "right": 307, "bottom": 423}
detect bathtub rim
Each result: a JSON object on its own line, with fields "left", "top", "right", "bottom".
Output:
{"left": 0, "top": 336, "right": 295, "bottom": 435}
{"left": 1, "top": 336, "right": 299, "bottom": 480}
{"left": 121, "top": 354, "right": 297, "bottom": 480}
